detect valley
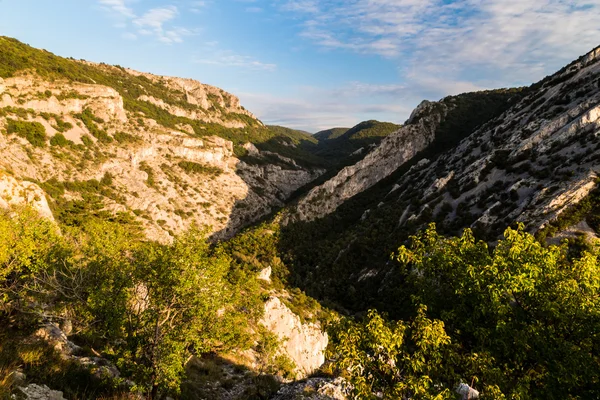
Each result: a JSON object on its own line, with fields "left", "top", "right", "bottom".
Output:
{"left": 1, "top": 36, "right": 600, "bottom": 400}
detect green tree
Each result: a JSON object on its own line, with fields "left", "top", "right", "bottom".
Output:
{"left": 0, "top": 207, "right": 62, "bottom": 308}
{"left": 396, "top": 224, "right": 600, "bottom": 398}
{"left": 329, "top": 306, "right": 454, "bottom": 399}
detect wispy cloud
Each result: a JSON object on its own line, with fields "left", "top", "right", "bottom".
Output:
{"left": 133, "top": 6, "right": 195, "bottom": 43}
{"left": 97, "top": 1, "right": 196, "bottom": 44}
{"left": 190, "top": 0, "right": 209, "bottom": 14}
{"left": 194, "top": 51, "right": 277, "bottom": 71}
{"left": 98, "top": 0, "right": 135, "bottom": 18}
{"left": 281, "top": 0, "right": 600, "bottom": 91}
{"left": 239, "top": 84, "right": 413, "bottom": 132}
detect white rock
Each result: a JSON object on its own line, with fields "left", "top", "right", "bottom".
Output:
{"left": 260, "top": 297, "right": 328, "bottom": 378}
{"left": 258, "top": 266, "right": 272, "bottom": 282}
{"left": 0, "top": 174, "right": 54, "bottom": 221}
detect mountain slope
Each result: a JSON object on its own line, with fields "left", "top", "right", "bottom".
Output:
{"left": 311, "top": 120, "right": 401, "bottom": 166}
{"left": 286, "top": 90, "right": 522, "bottom": 223}
{"left": 279, "top": 45, "right": 600, "bottom": 316}
{"left": 0, "top": 37, "right": 325, "bottom": 241}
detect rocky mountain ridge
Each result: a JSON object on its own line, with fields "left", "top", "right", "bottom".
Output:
{"left": 277, "top": 44, "right": 600, "bottom": 318}
{"left": 286, "top": 102, "right": 447, "bottom": 222}
{"left": 0, "top": 37, "right": 325, "bottom": 241}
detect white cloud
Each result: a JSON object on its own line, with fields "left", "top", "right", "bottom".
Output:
{"left": 239, "top": 83, "right": 414, "bottom": 132}
{"left": 281, "top": 0, "right": 600, "bottom": 91}
{"left": 194, "top": 51, "right": 277, "bottom": 71}
{"left": 97, "top": 2, "right": 196, "bottom": 44}
{"left": 190, "top": 0, "right": 209, "bottom": 13}
{"left": 98, "top": 0, "right": 135, "bottom": 18}
{"left": 134, "top": 6, "right": 178, "bottom": 30}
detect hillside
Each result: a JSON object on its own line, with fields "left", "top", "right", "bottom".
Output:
{"left": 2, "top": 34, "right": 600, "bottom": 400}
{"left": 0, "top": 37, "right": 326, "bottom": 241}
{"left": 279, "top": 46, "right": 600, "bottom": 315}
{"left": 311, "top": 120, "right": 401, "bottom": 166}
{"left": 286, "top": 90, "right": 522, "bottom": 222}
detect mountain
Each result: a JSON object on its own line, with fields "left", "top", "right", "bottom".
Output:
{"left": 286, "top": 90, "right": 523, "bottom": 223}
{"left": 3, "top": 34, "right": 600, "bottom": 400}
{"left": 311, "top": 120, "right": 401, "bottom": 166}
{"left": 279, "top": 45, "right": 600, "bottom": 315}
{"left": 0, "top": 37, "right": 325, "bottom": 241}
{"left": 313, "top": 127, "right": 349, "bottom": 141}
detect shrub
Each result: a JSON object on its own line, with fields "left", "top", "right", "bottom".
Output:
{"left": 50, "top": 133, "right": 70, "bottom": 147}
{"left": 177, "top": 161, "right": 222, "bottom": 177}
{"left": 6, "top": 119, "right": 47, "bottom": 147}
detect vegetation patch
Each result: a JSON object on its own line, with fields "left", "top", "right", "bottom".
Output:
{"left": 74, "top": 108, "right": 112, "bottom": 143}
{"left": 6, "top": 119, "right": 47, "bottom": 147}
{"left": 178, "top": 160, "right": 223, "bottom": 177}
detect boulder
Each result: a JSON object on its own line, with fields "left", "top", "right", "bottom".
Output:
{"left": 17, "top": 384, "right": 65, "bottom": 400}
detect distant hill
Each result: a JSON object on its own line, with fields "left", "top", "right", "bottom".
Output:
{"left": 312, "top": 120, "right": 401, "bottom": 166}
{"left": 313, "top": 127, "right": 349, "bottom": 141}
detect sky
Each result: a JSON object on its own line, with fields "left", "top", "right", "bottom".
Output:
{"left": 1, "top": 1, "right": 600, "bottom": 132}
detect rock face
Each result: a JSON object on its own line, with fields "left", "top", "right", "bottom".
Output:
{"left": 0, "top": 173, "right": 54, "bottom": 220}
{"left": 0, "top": 70, "right": 321, "bottom": 241}
{"left": 379, "top": 45, "right": 600, "bottom": 236}
{"left": 288, "top": 45, "right": 600, "bottom": 240}
{"left": 125, "top": 67, "right": 260, "bottom": 128}
{"left": 288, "top": 100, "right": 448, "bottom": 222}
{"left": 260, "top": 297, "right": 328, "bottom": 378}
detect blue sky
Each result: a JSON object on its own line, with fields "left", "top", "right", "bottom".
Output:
{"left": 1, "top": 0, "right": 600, "bottom": 132}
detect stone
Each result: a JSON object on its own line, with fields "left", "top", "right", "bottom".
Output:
{"left": 34, "top": 323, "right": 81, "bottom": 357}
{"left": 17, "top": 384, "right": 65, "bottom": 400}
{"left": 257, "top": 266, "right": 272, "bottom": 282}
{"left": 0, "top": 174, "right": 54, "bottom": 221}
{"left": 272, "top": 377, "right": 349, "bottom": 400}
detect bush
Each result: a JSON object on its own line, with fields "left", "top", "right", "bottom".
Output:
{"left": 74, "top": 108, "right": 112, "bottom": 143}
{"left": 177, "top": 161, "right": 222, "bottom": 177}
{"left": 49, "top": 133, "right": 70, "bottom": 147}
{"left": 6, "top": 119, "right": 47, "bottom": 147}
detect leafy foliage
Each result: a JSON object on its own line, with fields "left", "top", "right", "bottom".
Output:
{"left": 0, "top": 208, "right": 264, "bottom": 399}
{"left": 329, "top": 224, "right": 600, "bottom": 398}
{"left": 330, "top": 306, "right": 453, "bottom": 399}
{"left": 6, "top": 119, "right": 47, "bottom": 147}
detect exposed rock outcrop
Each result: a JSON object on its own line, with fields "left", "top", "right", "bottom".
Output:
{"left": 0, "top": 72, "right": 321, "bottom": 241}
{"left": 0, "top": 173, "right": 54, "bottom": 220}
{"left": 260, "top": 297, "right": 328, "bottom": 378}
{"left": 17, "top": 384, "right": 66, "bottom": 400}
{"left": 288, "top": 101, "right": 448, "bottom": 222}
{"left": 126, "top": 68, "right": 261, "bottom": 128}
{"left": 272, "top": 377, "right": 349, "bottom": 400}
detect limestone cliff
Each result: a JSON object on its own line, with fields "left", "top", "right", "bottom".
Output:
{"left": 260, "top": 297, "right": 328, "bottom": 378}
{"left": 0, "top": 49, "right": 322, "bottom": 241}
{"left": 287, "top": 101, "right": 448, "bottom": 222}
